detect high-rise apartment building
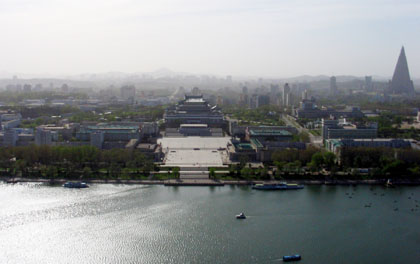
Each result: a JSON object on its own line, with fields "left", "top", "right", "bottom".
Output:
{"left": 282, "top": 83, "right": 291, "bottom": 106}
{"left": 330, "top": 76, "right": 338, "bottom": 95}
{"left": 365, "top": 76, "right": 373, "bottom": 91}
{"left": 121, "top": 85, "right": 136, "bottom": 101}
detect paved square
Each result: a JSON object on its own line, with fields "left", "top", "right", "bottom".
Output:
{"left": 158, "top": 137, "right": 231, "bottom": 167}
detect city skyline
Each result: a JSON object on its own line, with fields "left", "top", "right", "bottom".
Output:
{"left": 1, "top": 2, "right": 420, "bottom": 263}
{"left": 1, "top": 0, "right": 419, "bottom": 78}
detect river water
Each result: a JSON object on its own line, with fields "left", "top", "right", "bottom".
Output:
{"left": 0, "top": 183, "right": 419, "bottom": 264}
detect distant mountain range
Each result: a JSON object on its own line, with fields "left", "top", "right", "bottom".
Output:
{"left": 1, "top": 69, "right": 416, "bottom": 83}
{"left": 280, "top": 75, "right": 392, "bottom": 82}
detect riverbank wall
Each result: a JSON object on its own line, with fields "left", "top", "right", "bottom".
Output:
{"left": 2, "top": 177, "right": 420, "bottom": 186}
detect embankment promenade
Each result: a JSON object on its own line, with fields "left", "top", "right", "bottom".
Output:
{"left": 2, "top": 177, "right": 420, "bottom": 186}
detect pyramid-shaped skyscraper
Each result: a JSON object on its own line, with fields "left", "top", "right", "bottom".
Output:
{"left": 390, "top": 46, "right": 414, "bottom": 94}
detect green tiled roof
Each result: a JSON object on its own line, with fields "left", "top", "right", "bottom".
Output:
{"left": 234, "top": 143, "right": 254, "bottom": 150}
{"left": 249, "top": 129, "right": 292, "bottom": 136}
{"left": 250, "top": 138, "right": 264, "bottom": 148}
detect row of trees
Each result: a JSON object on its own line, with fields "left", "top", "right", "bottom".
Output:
{"left": 273, "top": 149, "right": 336, "bottom": 173}
{"left": 3, "top": 145, "right": 419, "bottom": 181}
{"left": 0, "top": 145, "right": 155, "bottom": 180}
{"left": 222, "top": 163, "right": 270, "bottom": 180}
{"left": 340, "top": 147, "right": 420, "bottom": 177}
{"left": 317, "top": 93, "right": 420, "bottom": 116}
{"left": 223, "top": 105, "right": 285, "bottom": 126}
{"left": 220, "top": 148, "right": 337, "bottom": 181}
{"left": 362, "top": 112, "right": 420, "bottom": 140}
{"left": 271, "top": 146, "right": 420, "bottom": 179}
{"left": 0, "top": 91, "right": 88, "bottom": 105}
{"left": 4, "top": 105, "right": 79, "bottom": 119}
{"left": 69, "top": 105, "right": 166, "bottom": 123}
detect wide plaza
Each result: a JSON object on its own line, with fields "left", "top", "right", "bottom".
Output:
{"left": 158, "top": 137, "right": 231, "bottom": 167}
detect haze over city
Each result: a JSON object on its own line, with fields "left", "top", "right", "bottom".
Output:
{"left": 2, "top": 1, "right": 420, "bottom": 264}
{"left": 1, "top": 0, "right": 420, "bottom": 78}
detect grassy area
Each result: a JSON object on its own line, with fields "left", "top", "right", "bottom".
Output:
{"left": 219, "top": 175, "right": 241, "bottom": 180}
{"left": 309, "top": 129, "right": 321, "bottom": 136}
{"left": 208, "top": 167, "right": 229, "bottom": 171}
{"left": 150, "top": 173, "right": 178, "bottom": 180}
{"left": 223, "top": 105, "right": 285, "bottom": 126}
{"left": 287, "top": 117, "right": 302, "bottom": 128}
{"left": 158, "top": 167, "right": 172, "bottom": 171}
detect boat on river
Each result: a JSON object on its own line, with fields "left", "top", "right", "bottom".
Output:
{"left": 236, "top": 213, "right": 246, "bottom": 219}
{"left": 385, "top": 179, "right": 394, "bottom": 188}
{"left": 252, "top": 182, "right": 303, "bottom": 190}
{"left": 63, "top": 182, "right": 89, "bottom": 188}
{"left": 283, "top": 254, "right": 301, "bottom": 262}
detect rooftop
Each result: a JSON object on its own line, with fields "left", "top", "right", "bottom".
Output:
{"left": 250, "top": 138, "right": 264, "bottom": 148}
{"left": 248, "top": 129, "right": 292, "bottom": 137}
{"left": 86, "top": 125, "right": 139, "bottom": 130}
{"left": 185, "top": 98, "right": 205, "bottom": 103}
{"left": 180, "top": 124, "right": 208, "bottom": 128}
{"left": 137, "top": 143, "right": 157, "bottom": 151}
{"left": 234, "top": 143, "right": 254, "bottom": 151}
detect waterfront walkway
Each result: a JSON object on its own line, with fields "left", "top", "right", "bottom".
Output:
{"left": 2, "top": 177, "right": 420, "bottom": 186}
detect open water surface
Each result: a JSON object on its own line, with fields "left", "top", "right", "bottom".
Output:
{"left": 0, "top": 183, "right": 419, "bottom": 263}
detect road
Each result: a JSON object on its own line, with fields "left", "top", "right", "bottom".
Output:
{"left": 281, "top": 114, "right": 323, "bottom": 146}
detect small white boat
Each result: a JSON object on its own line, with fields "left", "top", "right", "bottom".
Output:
{"left": 236, "top": 213, "right": 246, "bottom": 219}
{"left": 63, "top": 181, "right": 89, "bottom": 188}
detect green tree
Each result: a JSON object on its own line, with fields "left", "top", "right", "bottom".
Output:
{"left": 172, "top": 167, "right": 180, "bottom": 179}
{"left": 299, "top": 132, "right": 311, "bottom": 143}
{"left": 310, "top": 152, "right": 324, "bottom": 171}
{"left": 240, "top": 167, "right": 252, "bottom": 180}
{"left": 142, "top": 159, "right": 154, "bottom": 176}
{"left": 239, "top": 155, "right": 249, "bottom": 168}
{"left": 15, "top": 159, "right": 27, "bottom": 177}
{"left": 274, "top": 161, "right": 286, "bottom": 172}
{"left": 209, "top": 167, "right": 216, "bottom": 179}
{"left": 323, "top": 152, "right": 336, "bottom": 170}
{"left": 82, "top": 166, "right": 92, "bottom": 179}
{"left": 46, "top": 166, "right": 58, "bottom": 180}
{"left": 409, "top": 166, "right": 420, "bottom": 176}
{"left": 109, "top": 162, "right": 121, "bottom": 179}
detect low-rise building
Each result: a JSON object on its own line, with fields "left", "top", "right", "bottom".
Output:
{"left": 228, "top": 121, "right": 297, "bottom": 138}
{"left": 38, "top": 124, "right": 76, "bottom": 141}
{"left": 250, "top": 139, "right": 306, "bottom": 162}
{"left": 2, "top": 119, "right": 21, "bottom": 130}
{"left": 1, "top": 113, "right": 22, "bottom": 122}
{"left": 76, "top": 123, "right": 141, "bottom": 142}
{"left": 245, "top": 128, "right": 293, "bottom": 142}
{"left": 90, "top": 131, "right": 105, "bottom": 149}
{"left": 228, "top": 142, "right": 257, "bottom": 162}
{"left": 0, "top": 131, "right": 35, "bottom": 147}
{"left": 3, "top": 129, "right": 18, "bottom": 147}
{"left": 136, "top": 143, "right": 163, "bottom": 161}
{"left": 296, "top": 97, "right": 364, "bottom": 119}
{"left": 322, "top": 119, "right": 377, "bottom": 141}
{"left": 140, "top": 122, "right": 160, "bottom": 138}
{"left": 16, "top": 134, "right": 35, "bottom": 146}
{"left": 325, "top": 138, "right": 412, "bottom": 161}
{"left": 22, "top": 99, "right": 46, "bottom": 106}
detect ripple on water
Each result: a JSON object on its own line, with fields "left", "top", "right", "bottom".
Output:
{"left": 0, "top": 184, "right": 419, "bottom": 264}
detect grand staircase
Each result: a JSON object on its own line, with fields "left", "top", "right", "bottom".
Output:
{"left": 179, "top": 166, "right": 209, "bottom": 179}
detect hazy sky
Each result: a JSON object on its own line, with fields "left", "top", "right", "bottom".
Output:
{"left": 1, "top": 0, "right": 419, "bottom": 78}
